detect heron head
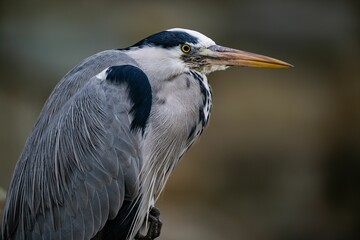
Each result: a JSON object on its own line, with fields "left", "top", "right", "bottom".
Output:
{"left": 125, "top": 28, "right": 292, "bottom": 77}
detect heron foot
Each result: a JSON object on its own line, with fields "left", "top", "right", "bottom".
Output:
{"left": 135, "top": 207, "right": 162, "bottom": 240}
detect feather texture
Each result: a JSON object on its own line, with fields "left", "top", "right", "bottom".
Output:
{"left": 1, "top": 52, "right": 146, "bottom": 239}
{"left": 1, "top": 29, "right": 214, "bottom": 240}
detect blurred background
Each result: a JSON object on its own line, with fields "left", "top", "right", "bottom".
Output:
{"left": 1, "top": 0, "right": 359, "bottom": 239}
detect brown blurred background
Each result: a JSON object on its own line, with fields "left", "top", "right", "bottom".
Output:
{"left": 1, "top": 0, "right": 359, "bottom": 239}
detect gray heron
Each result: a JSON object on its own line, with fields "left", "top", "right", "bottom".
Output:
{"left": 1, "top": 28, "right": 291, "bottom": 240}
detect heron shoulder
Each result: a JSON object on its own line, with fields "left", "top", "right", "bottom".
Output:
{"left": 97, "top": 65, "right": 152, "bottom": 134}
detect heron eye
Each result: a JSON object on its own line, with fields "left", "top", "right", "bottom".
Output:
{"left": 181, "top": 44, "right": 191, "bottom": 53}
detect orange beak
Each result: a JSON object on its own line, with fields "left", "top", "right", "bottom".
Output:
{"left": 205, "top": 45, "right": 293, "bottom": 68}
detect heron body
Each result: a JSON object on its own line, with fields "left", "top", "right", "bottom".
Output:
{"left": 1, "top": 28, "right": 291, "bottom": 240}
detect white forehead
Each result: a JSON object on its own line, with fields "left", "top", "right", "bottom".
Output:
{"left": 167, "top": 28, "right": 216, "bottom": 47}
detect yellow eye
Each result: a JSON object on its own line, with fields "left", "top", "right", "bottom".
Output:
{"left": 181, "top": 44, "right": 191, "bottom": 53}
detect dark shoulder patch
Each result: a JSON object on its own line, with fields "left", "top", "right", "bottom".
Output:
{"left": 106, "top": 65, "right": 152, "bottom": 133}
{"left": 129, "top": 30, "right": 199, "bottom": 49}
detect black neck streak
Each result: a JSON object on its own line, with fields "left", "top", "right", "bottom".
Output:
{"left": 188, "top": 71, "right": 212, "bottom": 127}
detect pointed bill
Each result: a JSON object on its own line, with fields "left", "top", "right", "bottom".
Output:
{"left": 206, "top": 45, "right": 293, "bottom": 68}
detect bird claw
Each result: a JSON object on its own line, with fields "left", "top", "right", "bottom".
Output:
{"left": 135, "top": 207, "right": 162, "bottom": 240}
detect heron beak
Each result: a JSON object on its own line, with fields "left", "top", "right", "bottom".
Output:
{"left": 206, "top": 45, "right": 293, "bottom": 68}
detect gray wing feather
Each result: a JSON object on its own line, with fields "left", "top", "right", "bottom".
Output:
{"left": 1, "top": 51, "right": 143, "bottom": 239}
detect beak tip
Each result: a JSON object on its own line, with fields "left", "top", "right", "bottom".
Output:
{"left": 281, "top": 63, "right": 294, "bottom": 68}
{"left": 270, "top": 59, "right": 294, "bottom": 69}
{"left": 285, "top": 62, "right": 294, "bottom": 68}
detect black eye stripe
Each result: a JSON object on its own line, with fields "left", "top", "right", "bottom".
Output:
{"left": 129, "top": 31, "right": 199, "bottom": 49}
